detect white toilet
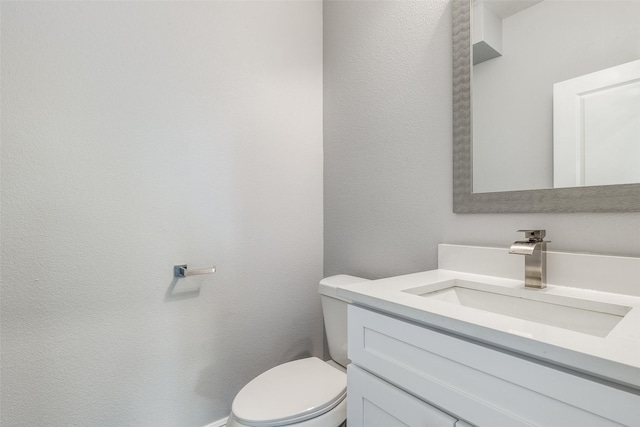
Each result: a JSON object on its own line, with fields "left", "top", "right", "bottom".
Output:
{"left": 226, "top": 275, "right": 368, "bottom": 427}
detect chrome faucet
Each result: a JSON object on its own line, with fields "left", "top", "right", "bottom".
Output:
{"left": 509, "top": 230, "right": 550, "bottom": 289}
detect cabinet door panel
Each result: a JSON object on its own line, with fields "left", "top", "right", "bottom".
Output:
{"left": 348, "top": 365, "right": 456, "bottom": 427}
{"left": 348, "top": 305, "right": 638, "bottom": 427}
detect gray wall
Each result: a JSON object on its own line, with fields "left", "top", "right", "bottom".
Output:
{"left": 324, "top": 0, "right": 640, "bottom": 281}
{"left": 1, "top": 2, "right": 323, "bottom": 426}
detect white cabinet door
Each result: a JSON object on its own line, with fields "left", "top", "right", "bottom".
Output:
{"left": 347, "top": 365, "right": 456, "bottom": 427}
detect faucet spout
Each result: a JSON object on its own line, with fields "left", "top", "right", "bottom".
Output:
{"left": 509, "top": 241, "right": 539, "bottom": 255}
{"left": 509, "top": 230, "right": 549, "bottom": 289}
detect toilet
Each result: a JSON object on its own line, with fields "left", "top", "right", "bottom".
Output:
{"left": 226, "top": 275, "right": 369, "bottom": 427}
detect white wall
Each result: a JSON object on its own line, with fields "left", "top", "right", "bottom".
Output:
{"left": 324, "top": 0, "right": 640, "bottom": 281}
{"left": 1, "top": 2, "right": 323, "bottom": 426}
{"left": 473, "top": 1, "right": 640, "bottom": 193}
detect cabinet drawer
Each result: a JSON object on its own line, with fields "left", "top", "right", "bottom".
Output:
{"left": 348, "top": 364, "right": 457, "bottom": 427}
{"left": 348, "top": 305, "right": 639, "bottom": 427}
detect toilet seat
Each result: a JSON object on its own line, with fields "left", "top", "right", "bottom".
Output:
{"left": 231, "top": 357, "right": 346, "bottom": 427}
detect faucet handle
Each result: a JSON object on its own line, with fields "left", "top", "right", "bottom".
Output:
{"left": 517, "top": 229, "right": 546, "bottom": 241}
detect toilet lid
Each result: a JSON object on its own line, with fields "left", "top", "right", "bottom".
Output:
{"left": 232, "top": 357, "right": 346, "bottom": 427}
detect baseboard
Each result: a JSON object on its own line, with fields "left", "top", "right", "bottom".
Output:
{"left": 203, "top": 417, "right": 227, "bottom": 427}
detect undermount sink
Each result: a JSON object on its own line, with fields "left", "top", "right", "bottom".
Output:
{"left": 336, "top": 245, "right": 640, "bottom": 390}
{"left": 404, "top": 279, "right": 632, "bottom": 338}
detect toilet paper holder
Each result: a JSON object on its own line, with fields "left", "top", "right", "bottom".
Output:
{"left": 173, "top": 265, "right": 216, "bottom": 278}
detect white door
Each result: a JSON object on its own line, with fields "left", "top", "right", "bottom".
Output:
{"left": 553, "top": 59, "right": 640, "bottom": 187}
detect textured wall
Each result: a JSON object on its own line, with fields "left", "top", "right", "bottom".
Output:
{"left": 323, "top": 0, "right": 640, "bottom": 281}
{"left": 1, "top": 2, "right": 323, "bottom": 426}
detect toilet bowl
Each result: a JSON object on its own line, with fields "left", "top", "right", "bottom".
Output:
{"left": 226, "top": 358, "right": 347, "bottom": 427}
{"left": 226, "top": 275, "right": 369, "bottom": 427}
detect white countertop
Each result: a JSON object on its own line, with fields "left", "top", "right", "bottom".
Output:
{"left": 337, "top": 269, "right": 640, "bottom": 390}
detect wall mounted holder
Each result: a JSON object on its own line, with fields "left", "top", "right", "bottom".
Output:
{"left": 174, "top": 265, "right": 216, "bottom": 278}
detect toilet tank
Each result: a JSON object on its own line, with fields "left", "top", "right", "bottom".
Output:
{"left": 319, "top": 275, "right": 370, "bottom": 368}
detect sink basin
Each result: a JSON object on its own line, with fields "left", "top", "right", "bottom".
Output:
{"left": 404, "top": 279, "right": 632, "bottom": 338}
{"left": 336, "top": 248, "right": 640, "bottom": 390}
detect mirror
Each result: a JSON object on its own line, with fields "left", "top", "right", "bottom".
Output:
{"left": 453, "top": 0, "right": 640, "bottom": 213}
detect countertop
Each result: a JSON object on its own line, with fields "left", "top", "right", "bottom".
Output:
{"left": 337, "top": 269, "right": 640, "bottom": 390}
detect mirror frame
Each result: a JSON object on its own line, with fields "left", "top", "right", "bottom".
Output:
{"left": 452, "top": 0, "right": 640, "bottom": 213}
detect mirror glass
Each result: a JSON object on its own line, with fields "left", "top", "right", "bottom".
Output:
{"left": 471, "top": 0, "right": 640, "bottom": 194}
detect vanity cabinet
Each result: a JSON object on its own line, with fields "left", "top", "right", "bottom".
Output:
{"left": 347, "top": 305, "right": 640, "bottom": 427}
{"left": 348, "top": 364, "right": 459, "bottom": 427}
